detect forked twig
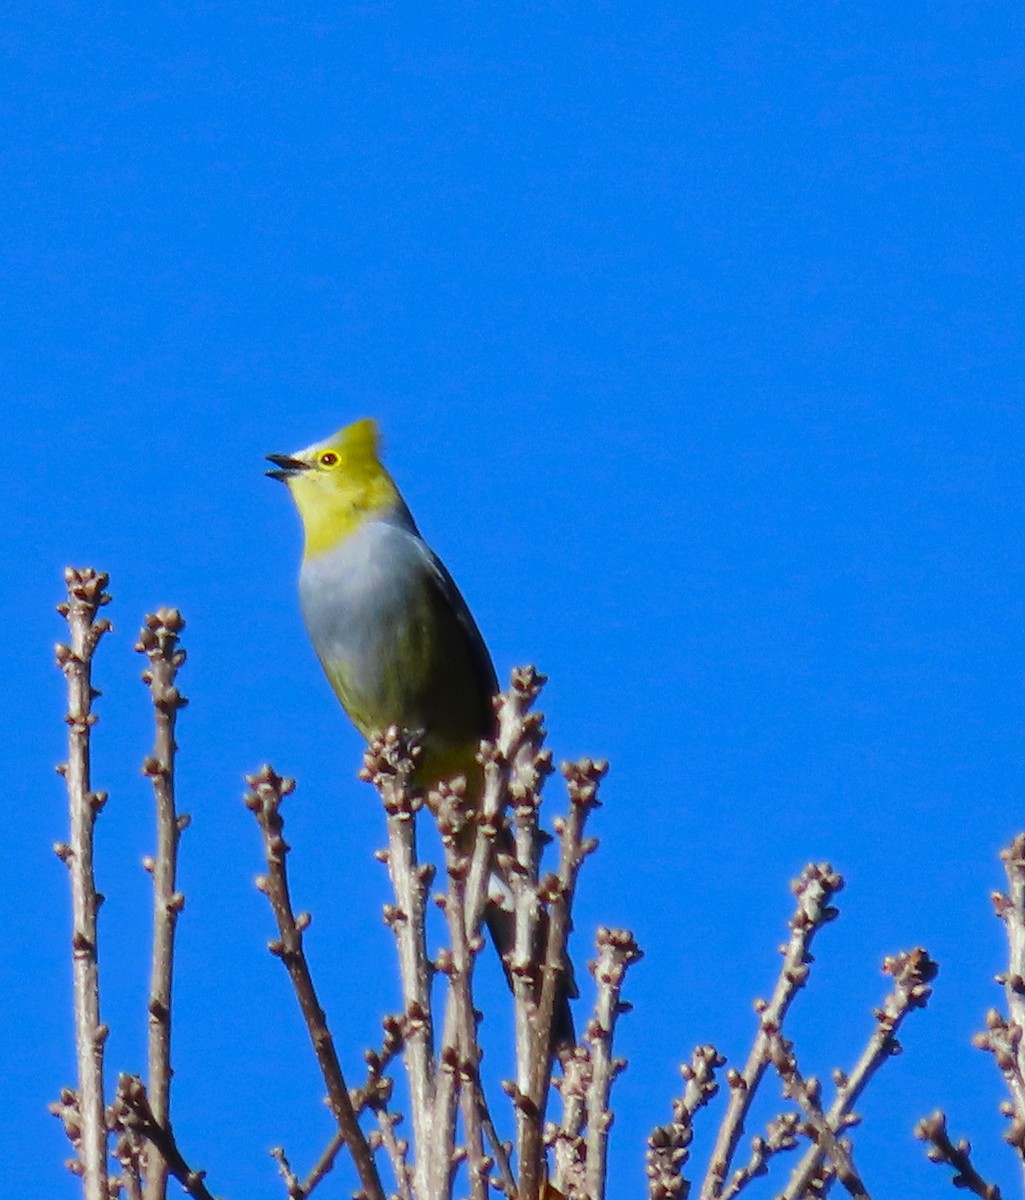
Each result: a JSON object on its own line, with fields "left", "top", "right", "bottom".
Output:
{"left": 699, "top": 862, "right": 843, "bottom": 1200}
{"left": 915, "top": 1111, "right": 1002, "bottom": 1200}
{"left": 245, "top": 765, "right": 385, "bottom": 1200}
{"left": 109, "top": 1075, "right": 215, "bottom": 1200}
{"left": 721, "top": 1112, "right": 799, "bottom": 1200}
{"left": 766, "top": 1031, "right": 867, "bottom": 1199}
{"left": 782, "top": 947, "right": 937, "bottom": 1200}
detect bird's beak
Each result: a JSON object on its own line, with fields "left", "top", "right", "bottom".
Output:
{"left": 266, "top": 453, "right": 310, "bottom": 482}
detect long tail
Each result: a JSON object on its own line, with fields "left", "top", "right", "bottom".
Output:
{"left": 484, "top": 899, "right": 577, "bottom": 1052}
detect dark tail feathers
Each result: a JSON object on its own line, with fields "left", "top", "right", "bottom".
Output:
{"left": 485, "top": 903, "right": 577, "bottom": 1052}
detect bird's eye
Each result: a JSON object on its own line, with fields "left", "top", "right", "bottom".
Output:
{"left": 319, "top": 451, "right": 339, "bottom": 467}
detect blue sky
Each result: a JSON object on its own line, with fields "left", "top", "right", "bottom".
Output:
{"left": 3, "top": 3, "right": 1024, "bottom": 1196}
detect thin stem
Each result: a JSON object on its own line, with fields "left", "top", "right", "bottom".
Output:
{"left": 246, "top": 766, "right": 385, "bottom": 1200}
{"left": 552, "top": 1049, "right": 590, "bottom": 1197}
{"left": 136, "top": 608, "right": 189, "bottom": 1200}
{"left": 499, "top": 670, "right": 552, "bottom": 1200}
{"left": 766, "top": 1031, "right": 868, "bottom": 1200}
{"left": 720, "top": 1112, "right": 799, "bottom": 1200}
{"left": 916, "top": 1111, "right": 1003, "bottom": 1200}
{"left": 364, "top": 729, "right": 437, "bottom": 1199}
{"left": 435, "top": 780, "right": 495, "bottom": 1200}
{"left": 583, "top": 928, "right": 641, "bottom": 1200}
{"left": 54, "top": 566, "right": 113, "bottom": 1200}
{"left": 110, "top": 1074, "right": 216, "bottom": 1200}
{"left": 646, "top": 1046, "right": 724, "bottom": 1200}
{"left": 782, "top": 947, "right": 937, "bottom": 1200}
{"left": 699, "top": 862, "right": 843, "bottom": 1200}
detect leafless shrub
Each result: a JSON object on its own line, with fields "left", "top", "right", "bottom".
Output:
{"left": 50, "top": 569, "right": 948, "bottom": 1199}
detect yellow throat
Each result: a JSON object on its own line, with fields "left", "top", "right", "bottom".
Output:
{"left": 269, "top": 418, "right": 403, "bottom": 559}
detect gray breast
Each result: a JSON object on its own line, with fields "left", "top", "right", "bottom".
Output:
{"left": 298, "top": 515, "right": 432, "bottom": 719}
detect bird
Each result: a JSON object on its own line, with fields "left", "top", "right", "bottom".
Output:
{"left": 267, "top": 417, "right": 575, "bottom": 1047}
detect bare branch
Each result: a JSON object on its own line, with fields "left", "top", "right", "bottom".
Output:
{"left": 112, "top": 1122, "right": 146, "bottom": 1200}
{"left": 273, "top": 1015, "right": 409, "bottom": 1200}
{"left": 270, "top": 1145, "right": 305, "bottom": 1199}
{"left": 915, "top": 1111, "right": 1003, "bottom": 1200}
{"left": 584, "top": 927, "right": 642, "bottom": 1200}
{"left": 505, "top": 675, "right": 554, "bottom": 1200}
{"left": 435, "top": 781, "right": 492, "bottom": 1200}
{"left": 245, "top": 765, "right": 385, "bottom": 1200}
{"left": 136, "top": 607, "right": 189, "bottom": 1200}
{"left": 782, "top": 947, "right": 937, "bottom": 1200}
{"left": 479, "top": 667, "right": 551, "bottom": 1200}
{"left": 109, "top": 1075, "right": 215, "bottom": 1200}
{"left": 699, "top": 862, "right": 843, "bottom": 1200}
{"left": 980, "top": 833, "right": 1025, "bottom": 1167}
{"left": 721, "top": 1112, "right": 799, "bottom": 1200}
{"left": 363, "top": 729, "right": 437, "bottom": 1198}
{"left": 54, "top": 566, "right": 113, "bottom": 1199}
{"left": 551, "top": 1047, "right": 591, "bottom": 1198}
{"left": 766, "top": 1031, "right": 868, "bottom": 1199}
{"left": 646, "top": 1044, "right": 725, "bottom": 1200}
{"left": 537, "top": 757, "right": 604, "bottom": 1060}
{"left": 275, "top": 1134, "right": 344, "bottom": 1200}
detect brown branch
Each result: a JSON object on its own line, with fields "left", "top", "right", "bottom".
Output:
{"left": 245, "top": 765, "right": 385, "bottom": 1200}
{"left": 443, "top": 765, "right": 517, "bottom": 1200}
{"left": 363, "top": 729, "right": 437, "bottom": 1198}
{"left": 109, "top": 1075, "right": 215, "bottom": 1200}
{"left": 915, "top": 1111, "right": 1003, "bottom": 1200}
{"left": 273, "top": 1133, "right": 345, "bottom": 1200}
{"left": 583, "top": 927, "right": 641, "bottom": 1200}
{"left": 552, "top": 1047, "right": 591, "bottom": 1198}
{"left": 766, "top": 1031, "right": 868, "bottom": 1199}
{"left": 136, "top": 607, "right": 189, "bottom": 1200}
{"left": 54, "top": 566, "right": 113, "bottom": 1200}
{"left": 274, "top": 1015, "right": 407, "bottom": 1200}
{"left": 973, "top": 1008, "right": 1025, "bottom": 1150}
{"left": 270, "top": 1145, "right": 305, "bottom": 1199}
{"left": 981, "top": 833, "right": 1025, "bottom": 1164}
{"left": 782, "top": 947, "right": 937, "bottom": 1200}
{"left": 646, "top": 1044, "right": 724, "bottom": 1200}
{"left": 112, "top": 1119, "right": 146, "bottom": 1200}
{"left": 721, "top": 1112, "right": 799, "bottom": 1200}
{"left": 698, "top": 862, "right": 843, "bottom": 1200}
{"left": 435, "top": 781, "right": 492, "bottom": 1200}
{"left": 505, "top": 673, "right": 554, "bottom": 1200}
{"left": 536, "top": 758, "right": 603, "bottom": 1062}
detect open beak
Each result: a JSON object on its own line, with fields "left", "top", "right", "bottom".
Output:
{"left": 266, "top": 453, "right": 310, "bottom": 482}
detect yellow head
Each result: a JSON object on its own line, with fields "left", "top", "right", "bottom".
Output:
{"left": 267, "top": 418, "right": 402, "bottom": 558}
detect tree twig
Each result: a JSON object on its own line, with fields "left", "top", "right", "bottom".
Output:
{"left": 109, "top": 1075, "right": 215, "bottom": 1200}
{"left": 698, "top": 862, "right": 843, "bottom": 1200}
{"left": 721, "top": 1112, "right": 799, "bottom": 1200}
{"left": 915, "top": 1111, "right": 1003, "bottom": 1200}
{"left": 766, "top": 1030, "right": 868, "bottom": 1199}
{"left": 552, "top": 1046, "right": 591, "bottom": 1198}
{"left": 583, "top": 927, "right": 641, "bottom": 1200}
{"left": 54, "top": 566, "right": 113, "bottom": 1200}
{"left": 491, "top": 668, "right": 556, "bottom": 1200}
{"left": 363, "top": 729, "right": 437, "bottom": 1199}
{"left": 245, "top": 765, "right": 385, "bottom": 1200}
{"left": 646, "top": 1045, "right": 724, "bottom": 1200}
{"left": 435, "top": 780, "right": 492, "bottom": 1200}
{"left": 981, "top": 833, "right": 1025, "bottom": 1169}
{"left": 136, "top": 608, "right": 189, "bottom": 1200}
{"left": 781, "top": 947, "right": 937, "bottom": 1200}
